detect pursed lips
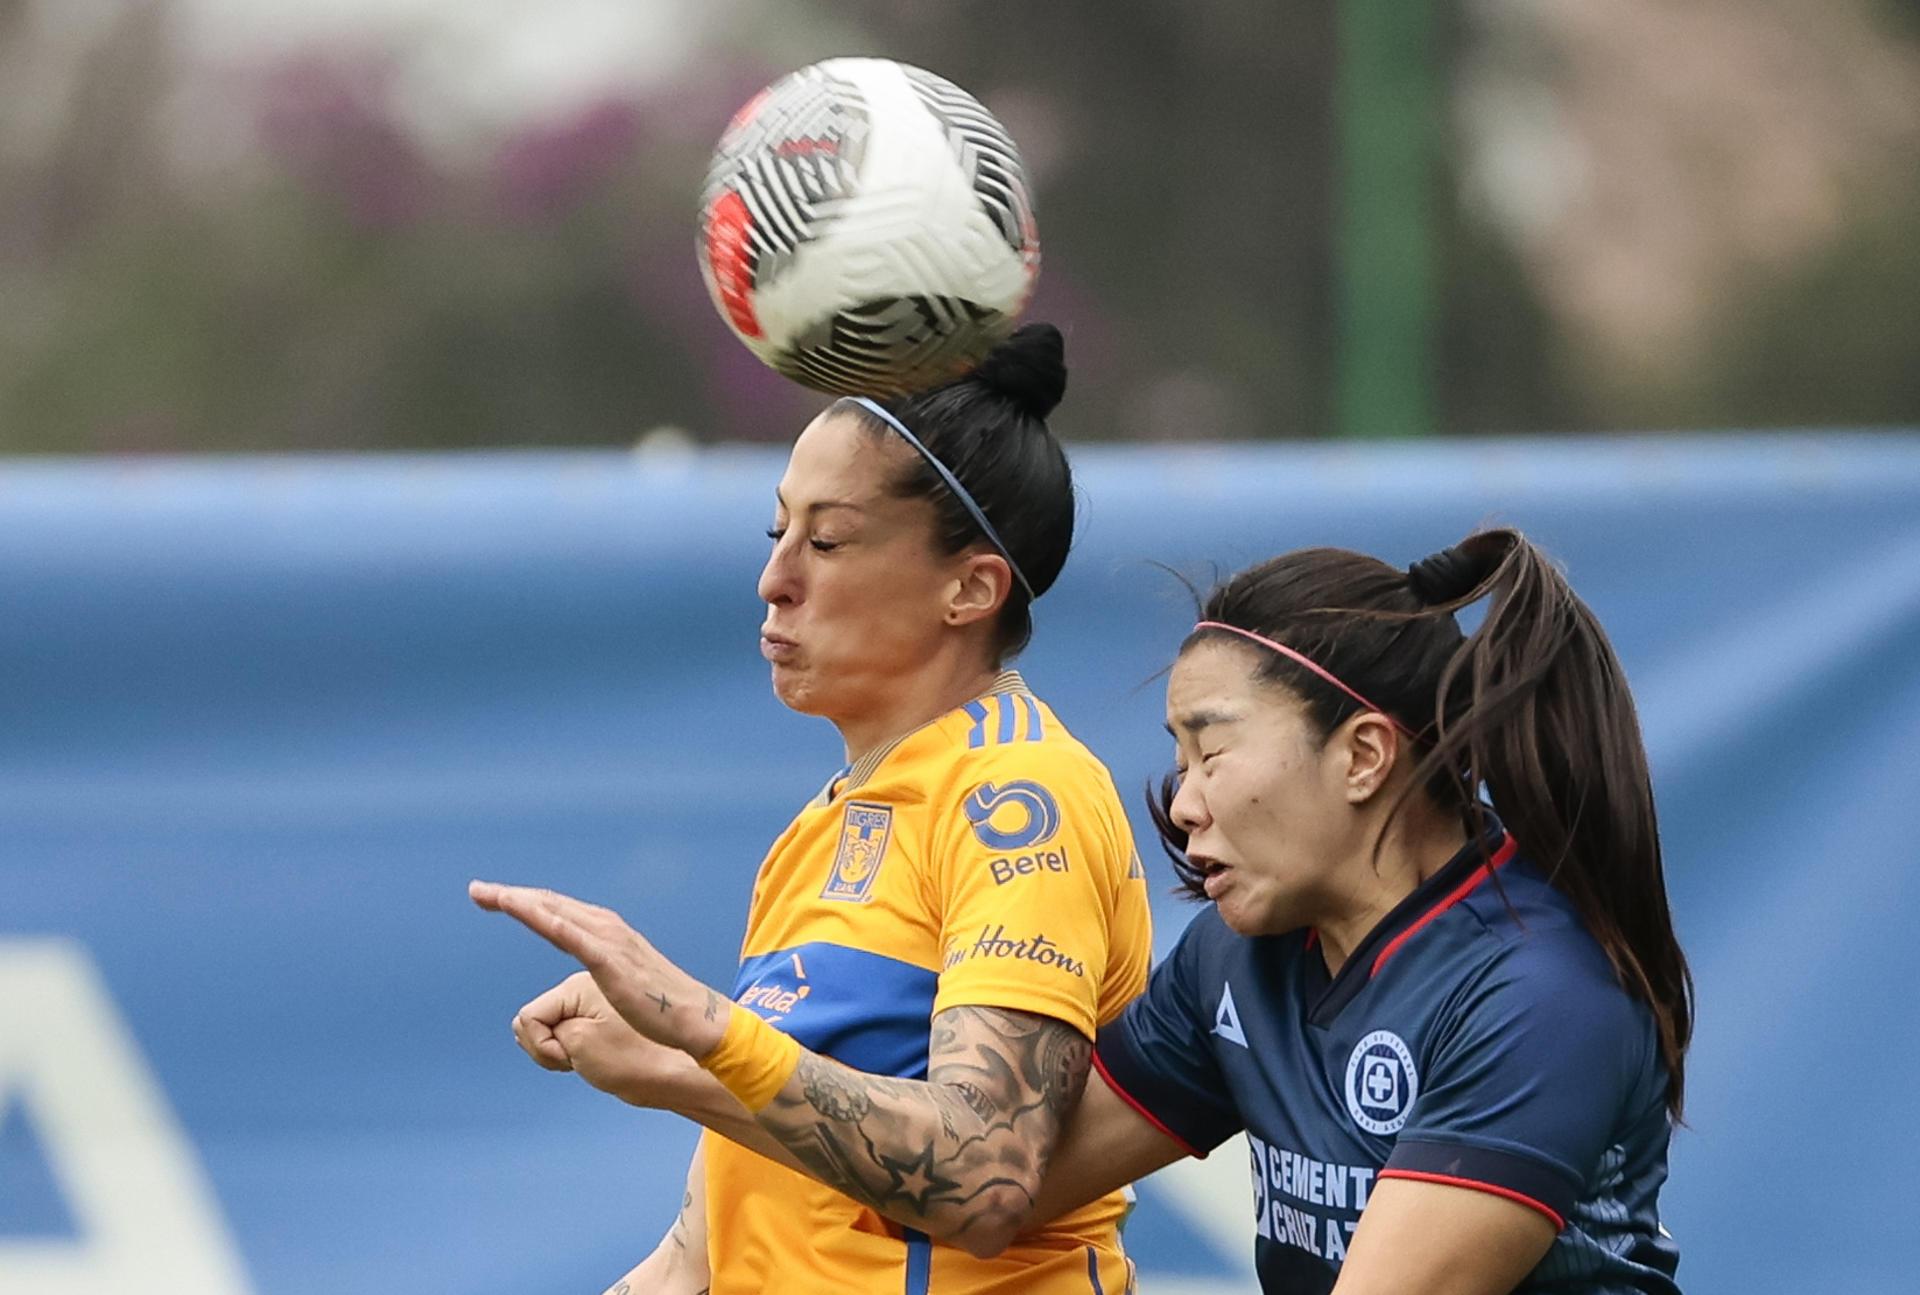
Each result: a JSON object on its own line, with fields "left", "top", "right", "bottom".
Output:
{"left": 760, "top": 628, "right": 799, "bottom": 661}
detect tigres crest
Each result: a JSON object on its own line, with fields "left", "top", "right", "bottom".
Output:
{"left": 821, "top": 801, "right": 893, "bottom": 902}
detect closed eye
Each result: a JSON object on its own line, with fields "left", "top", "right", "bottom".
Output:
{"left": 767, "top": 526, "right": 843, "bottom": 554}
{"left": 1177, "top": 750, "right": 1221, "bottom": 776}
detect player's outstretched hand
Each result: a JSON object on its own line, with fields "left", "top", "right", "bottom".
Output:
{"left": 514, "top": 970, "right": 708, "bottom": 1108}
{"left": 469, "top": 880, "right": 728, "bottom": 1060}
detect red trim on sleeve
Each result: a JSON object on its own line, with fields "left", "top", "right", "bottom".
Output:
{"left": 1091, "top": 1050, "right": 1205, "bottom": 1160}
{"left": 1377, "top": 1168, "right": 1567, "bottom": 1231}
{"left": 1370, "top": 835, "right": 1519, "bottom": 978}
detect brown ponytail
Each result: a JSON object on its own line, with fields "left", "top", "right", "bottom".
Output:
{"left": 1403, "top": 529, "right": 1693, "bottom": 1118}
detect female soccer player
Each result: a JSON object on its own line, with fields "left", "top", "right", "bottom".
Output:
{"left": 1020, "top": 532, "right": 1694, "bottom": 1293}
{"left": 473, "top": 324, "right": 1153, "bottom": 1295}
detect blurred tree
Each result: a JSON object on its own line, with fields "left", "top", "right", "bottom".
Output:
{"left": 0, "top": 0, "right": 1914, "bottom": 453}
{"left": 1448, "top": 0, "right": 1920, "bottom": 433}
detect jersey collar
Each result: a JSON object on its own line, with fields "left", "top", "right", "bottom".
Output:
{"left": 813, "top": 669, "right": 1031, "bottom": 805}
{"left": 1305, "top": 813, "right": 1518, "bottom": 1027}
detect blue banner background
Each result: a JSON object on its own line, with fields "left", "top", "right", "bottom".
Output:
{"left": 3, "top": 434, "right": 1917, "bottom": 1293}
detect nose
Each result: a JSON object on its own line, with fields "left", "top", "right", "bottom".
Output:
{"left": 1169, "top": 771, "right": 1210, "bottom": 835}
{"left": 758, "top": 533, "right": 801, "bottom": 608}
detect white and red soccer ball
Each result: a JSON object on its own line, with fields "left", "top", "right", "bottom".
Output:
{"left": 697, "top": 58, "right": 1041, "bottom": 397}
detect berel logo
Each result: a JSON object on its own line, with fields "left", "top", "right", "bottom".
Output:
{"left": 1344, "top": 1030, "right": 1419, "bottom": 1135}
{"left": 963, "top": 781, "right": 1060, "bottom": 851}
{"left": 987, "top": 846, "right": 1071, "bottom": 885}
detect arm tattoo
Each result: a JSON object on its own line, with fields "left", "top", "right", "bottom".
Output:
{"left": 667, "top": 1188, "right": 692, "bottom": 1251}
{"left": 755, "top": 1005, "right": 1091, "bottom": 1246}
{"left": 801, "top": 1057, "right": 874, "bottom": 1122}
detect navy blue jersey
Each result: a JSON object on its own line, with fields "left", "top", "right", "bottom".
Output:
{"left": 1096, "top": 829, "right": 1681, "bottom": 1294}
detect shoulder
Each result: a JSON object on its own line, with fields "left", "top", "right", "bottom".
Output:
{"left": 1457, "top": 861, "right": 1629, "bottom": 998}
{"left": 946, "top": 688, "right": 1106, "bottom": 765}
{"left": 1437, "top": 862, "right": 1661, "bottom": 1073}
{"left": 936, "top": 691, "right": 1123, "bottom": 816}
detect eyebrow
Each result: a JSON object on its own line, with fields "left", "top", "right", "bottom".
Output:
{"left": 772, "top": 488, "right": 868, "bottom": 515}
{"left": 1165, "top": 708, "right": 1244, "bottom": 738}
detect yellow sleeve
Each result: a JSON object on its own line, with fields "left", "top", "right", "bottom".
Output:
{"left": 928, "top": 747, "right": 1125, "bottom": 1039}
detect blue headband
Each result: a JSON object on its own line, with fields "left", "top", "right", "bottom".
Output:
{"left": 848, "top": 396, "right": 1036, "bottom": 601}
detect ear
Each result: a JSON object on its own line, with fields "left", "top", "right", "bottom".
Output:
{"left": 943, "top": 551, "right": 1014, "bottom": 627}
{"left": 1337, "top": 712, "right": 1400, "bottom": 805}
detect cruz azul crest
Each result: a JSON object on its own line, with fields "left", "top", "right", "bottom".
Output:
{"left": 1344, "top": 1030, "right": 1419, "bottom": 1135}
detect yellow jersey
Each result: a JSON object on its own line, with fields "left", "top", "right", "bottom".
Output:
{"left": 703, "top": 671, "right": 1152, "bottom": 1294}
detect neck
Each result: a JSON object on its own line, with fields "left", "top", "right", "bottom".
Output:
{"left": 1314, "top": 803, "right": 1470, "bottom": 978}
{"left": 832, "top": 653, "right": 1004, "bottom": 767}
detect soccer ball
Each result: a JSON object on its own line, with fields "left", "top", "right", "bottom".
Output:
{"left": 697, "top": 57, "right": 1041, "bottom": 397}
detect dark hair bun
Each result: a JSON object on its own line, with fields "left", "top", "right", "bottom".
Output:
{"left": 971, "top": 323, "right": 1067, "bottom": 421}
{"left": 1406, "top": 533, "right": 1511, "bottom": 605}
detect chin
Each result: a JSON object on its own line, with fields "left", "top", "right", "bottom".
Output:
{"left": 1215, "top": 889, "right": 1295, "bottom": 939}
{"left": 1213, "top": 898, "right": 1265, "bottom": 937}
{"left": 772, "top": 666, "right": 854, "bottom": 725}
{"left": 768, "top": 666, "right": 818, "bottom": 715}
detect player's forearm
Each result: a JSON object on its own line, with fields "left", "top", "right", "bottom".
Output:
{"left": 642, "top": 1207, "right": 710, "bottom": 1295}
{"left": 668, "top": 1051, "right": 1032, "bottom": 1254}
{"left": 653, "top": 1065, "right": 818, "bottom": 1180}
{"left": 745, "top": 1006, "right": 1088, "bottom": 1258}
{"left": 606, "top": 1012, "right": 1083, "bottom": 1257}
{"left": 667, "top": 1043, "right": 1006, "bottom": 1245}
{"left": 755, "top": 1050, "right": 1033, "bottom": 1256}
{"left": 664, "top": 1046, "right": 1010, "bottom": 1249}
{"left": 477, "top": 880, "right": 1085, "bottom": 1257}
{"left": 685, "top": 1044, "right": 1139, "bottom": 1251}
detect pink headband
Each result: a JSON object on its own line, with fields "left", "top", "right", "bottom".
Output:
{"left": 1193, "top": 621, "right": 1419, "bottom": 739}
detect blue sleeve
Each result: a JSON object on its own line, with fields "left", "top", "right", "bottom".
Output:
{"left": 1382, "top": 936, "right": 1666, "bottom": 1228}
{"left": 1092, "top": 909, "right": 1243, "bottom": 1157}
